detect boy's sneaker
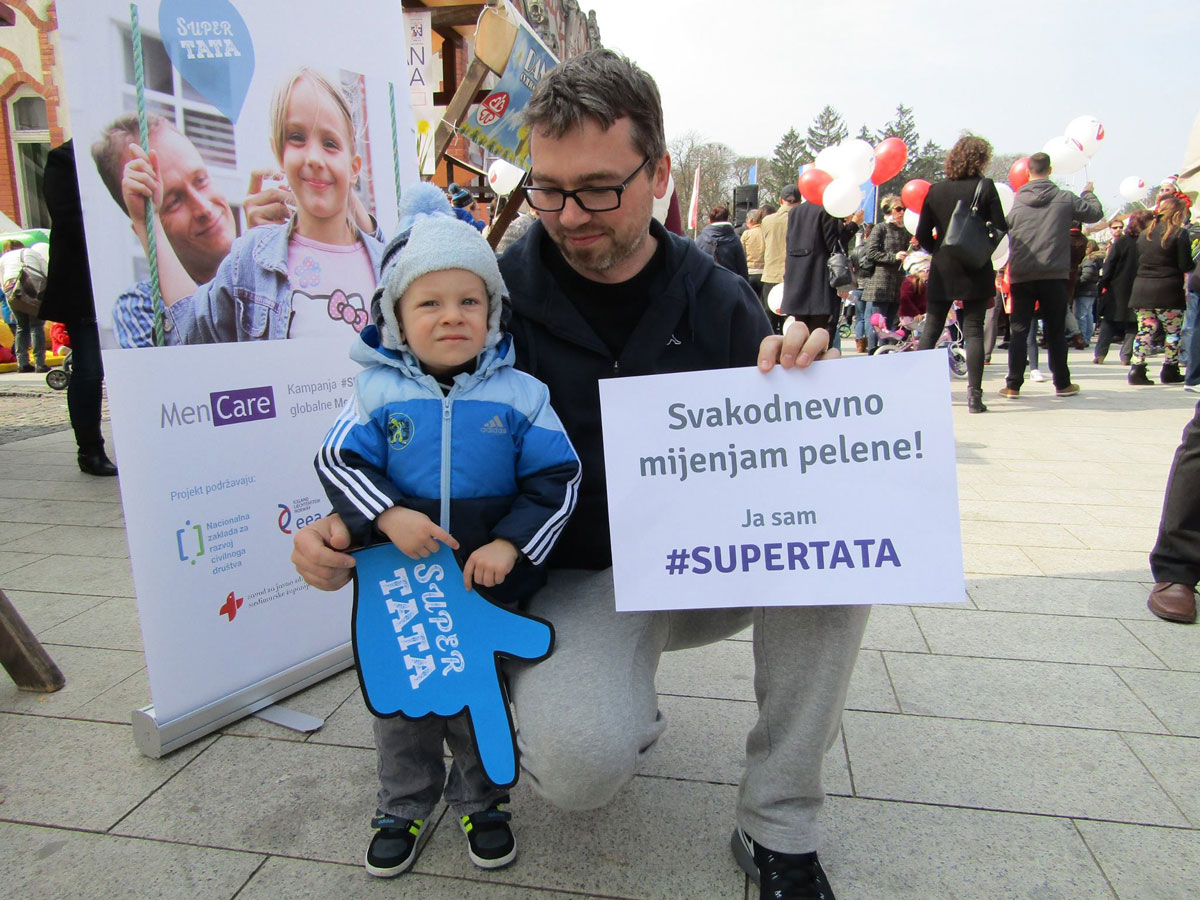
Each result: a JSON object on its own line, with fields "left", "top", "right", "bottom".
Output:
{"left": 732, "top": 827, "right": 836, "bottom": 899}
{"left": 459, "top": 800, "right": 516, "bottom": 869}
{"left": 364, "top": 814, "right": 426, "bottom": 878}
{"left": 1030, "top": 369, "right": 1047, "bottom": 382}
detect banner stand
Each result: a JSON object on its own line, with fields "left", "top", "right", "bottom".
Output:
{"left": 132, "top": 644, "right": 353, "bottom": 758}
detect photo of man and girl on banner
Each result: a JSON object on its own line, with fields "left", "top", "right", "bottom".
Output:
{"left": 55, "top": 0, "right": 419, "bottom": 740}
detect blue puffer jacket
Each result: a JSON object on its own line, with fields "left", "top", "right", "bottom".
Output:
{"left": 316, "top": 324, "right": 581, "bottom": 605}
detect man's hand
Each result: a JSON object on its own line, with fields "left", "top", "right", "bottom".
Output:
{"left": 758, "top": 320, "right": 841, "bottom": 372}
{"left": 463, "top": 538, "right": 519, "bottom": 590}
{"left": 291, "top": 514, "right": 356, "bottom": 591}
{"left": 121, "top": 143, "right": 163, "bottom": 228}
{"left": 377, "top": 506, "right": 460, "bottom": 559}
{"left": 243, "top": 169, "right": 293, "bottom": 228}
{"left": 849, "top": 209, "right": 865, "bottom": 225}
{"left": 1082, "top": 181, "right": 1095, "bottom": 194}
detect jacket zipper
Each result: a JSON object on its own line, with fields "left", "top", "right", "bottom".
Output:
{"left": 440, "top": 394, "right": 452, "bottom": 532}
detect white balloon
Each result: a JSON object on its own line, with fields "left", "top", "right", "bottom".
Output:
{"left": 1043, "top": 136, "right": 1087, "bottom": 176}
{"left": 902, "top": 208, "right": 921, "bottom": 236}
{"left": 994, "top": 182, "right": 1015, "bottom": 217}
{"left": 991, "top": 234, "right": 1010, "bottom": 269}
{"left": 1119, "top": 175, "right": 1147, "bottom": 203}
{"left": 487, "top": 158, "right": 526, "bottom": 196}
{"left": 768, "top": 283, "right": 785, "bottom": 315}
{"left": 652, "top": 173, "right": 676, "bottom": 223}
{"left": 1065, "top": 115, "right": 1105, "bottom": 157}
{"left": 813, "top": 144, "right": 850, "bottom": 180}
{"left": 841, "top": 139, "right": 876, "bottom": 185}
{"left": 822, "top": 176, "right": 864, "bottom": 218}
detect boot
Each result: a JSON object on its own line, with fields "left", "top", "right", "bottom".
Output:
{"left": 967, "top": 388, "right": 988, "bottom": 414}
{"left": 1161, "top": 362, "right": 1184, "bottom": 384}
{"left": 855, "top": 338, "right": 868, "bottom": 354}
{"left": 1128, "top": 363, "right": 1154, "bottom": 385}
{"left": 78, "top": 450, "right": 118, "bottom": 476}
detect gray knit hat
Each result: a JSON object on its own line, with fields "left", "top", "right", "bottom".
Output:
{"left": 372, "top": 182, "right": 505, "bottom": 352}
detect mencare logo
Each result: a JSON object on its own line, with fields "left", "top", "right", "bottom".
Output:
{"left": 161, "top": 386, "right": 277, "bottom": 429}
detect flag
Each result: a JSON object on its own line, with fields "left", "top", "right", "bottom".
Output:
{"left": 748, "top": 162, "right": 758, "bottom": 185}
{"left": 862, "top": 181, "right": 878, "bottom": 224}
{"left": 687, "top": 165, "right": 701, "bottom": 231}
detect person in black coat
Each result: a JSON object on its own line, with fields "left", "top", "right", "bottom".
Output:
{"left": 1127, "top": 193, "right": 1196, "bottom": 385}
{"left": 780, "top": 199, "right": 860, "bottom": 340}
{"left": 915, "top": 135, "right": 1007, "bottom": 413}
{"left": 40, "top": 140, "right": 118, "bottom": 476}
{"left": 694, "top": 205, "right": 749, "bottom": 283}
{"left": 1095, "top": 213, "right": 1149, "bottom": 364}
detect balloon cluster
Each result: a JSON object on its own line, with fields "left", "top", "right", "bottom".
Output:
{"left": 799, "top": 137, "right": 908, "bottom": 218}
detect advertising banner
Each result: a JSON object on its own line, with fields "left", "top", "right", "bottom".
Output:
{"left": 55, "top": 0, "right": 419, "bottom": 752}
{"left": 457, "top": 8, "right": 557, "bottom": 169}
{"left": 599, "top": 352, "right": 965, "bottom": 612}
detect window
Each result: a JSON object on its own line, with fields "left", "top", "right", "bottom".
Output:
{"left": 7, "top": 93, "right": 49, "bottom": 228}
{"left": 119, "top": 29, "right": 237, "bottom": 173}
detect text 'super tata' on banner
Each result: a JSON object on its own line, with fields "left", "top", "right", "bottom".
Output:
{"left": 54, "top": 0, "right": 419, "bottom": 756}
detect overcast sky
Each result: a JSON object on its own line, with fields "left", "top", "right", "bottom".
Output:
{"left": 583, "top": 0, "right": 1199, "bottom": 211}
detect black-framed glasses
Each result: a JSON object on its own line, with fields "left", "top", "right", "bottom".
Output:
{"left": 522, "top": 157, "right": 651, "bottom": 212}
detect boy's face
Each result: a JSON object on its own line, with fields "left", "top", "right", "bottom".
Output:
{"left": 398, "top": 269, "right": 489, "bottom": 377}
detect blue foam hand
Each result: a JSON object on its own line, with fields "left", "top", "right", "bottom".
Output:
{"left": 158, "top": 0, "right": 255, "bottom": 123}
{"left": 351, "top": 543, "right": 553, "bottom": 788}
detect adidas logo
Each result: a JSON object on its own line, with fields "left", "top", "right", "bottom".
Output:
{"left": 480, "top": 415, "right": 507, "bottom": 434}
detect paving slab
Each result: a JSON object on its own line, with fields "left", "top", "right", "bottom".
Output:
{"left": 114, "top": 734, "right": 377, "bottom": 864}
{"left": 1115, "top": 667, "right": 1200, "bottom": 736}
{"left": 0, "top": 553, "right": 134, "bottom": 596}
{"left": 966, "top": 574, "right": 1155, "bottom": 619}
{"left": 36, "top": 594, "right": 143, "bottom": 652}
{"left": 655, "top": 638, "right": 755, "bottom": 702}
{"left": 1120, "top": 732, "right": 1200, "bottom": 826}
{"left": 237, "top": 856, "right": 594, "bottom": 899}
{"left": 0, "top": 714, "right": 212, "bottom": 831}
{"left": 0, "top": 497, "right": 126, "bottom": 526}
{"left": 859, "top": 604, "right": 927, "bottom": 653}
{"left": 306, "top": 685, "right": 376, "bottom": 750}
{"left": 1, "top": 588, "right": 109, "bottom": 632}
{"left": 842, "top": 710, "right": 1189, "bottom": 826}
{"left": 1076, "top": 820, "right": 1200, "bottom": 900}
{"left": 912, "top": 607, "right": 1165, "bottom": 667}
{"left": 822, "top": 796, "right": 1115, "bottom": 900}
{"left": 415, "top": 776, "right": 745, "bottom": 900}
{"left": 0, "top": 821, "right": 263, "bottom": 900}
{"left": 0, "top": 644, "right": 146, "bottom": 716}
{"left": 221, "top": 667, "right": 359, "bottom": 741}
{"left": 1120, "top": 618, "right": 1200, "bottom": 672}
{"left": 884, "top": 652, "right": 1165, "bottom": 732}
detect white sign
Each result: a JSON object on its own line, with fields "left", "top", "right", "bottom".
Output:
{"left": 55, "top": 0, "right": 419, "bottom": 746}
{"left": 599, "top": 352, "right": 964, "bottom": 612}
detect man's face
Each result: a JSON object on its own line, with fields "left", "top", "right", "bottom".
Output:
{"left": 143, "top": 127, "right": 236, "bottom": 281}
{"left": 528, "top": 117, "right": 669, "bottom": 284}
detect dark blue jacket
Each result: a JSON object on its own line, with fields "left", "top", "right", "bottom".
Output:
{"left": 500, "top": 219, "right": 770, "bottom": 569}
{"left": 695, "top": 222, "right": 750, "bottom": 282}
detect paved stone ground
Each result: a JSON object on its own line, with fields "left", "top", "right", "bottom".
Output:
{"left": 1, "top": 351, "right": 1198, "bottom": 900}
{"left": 0, "top": 370, "right": 110, "bottom": 445}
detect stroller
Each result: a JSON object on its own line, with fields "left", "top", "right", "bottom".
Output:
{"left": 45, "top": 348, "right": 71, "bottom": 390}
{"left": 870, "top": 311, "right": 967, "bottom": 379}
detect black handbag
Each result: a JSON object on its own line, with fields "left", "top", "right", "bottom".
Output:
{"left": 942, "top": 178, "right": 1003, "bottom": 270}
{"left": 827, "top": 242, "right": 854, "bottom": 289}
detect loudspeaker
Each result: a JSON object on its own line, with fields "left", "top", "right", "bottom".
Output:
{"left": 732, "top": 184, "right": 759, "bottom": 227}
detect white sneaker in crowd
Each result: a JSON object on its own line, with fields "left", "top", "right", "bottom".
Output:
{"left": 1030, "top": 369, "right": 1047, "bottom": 383}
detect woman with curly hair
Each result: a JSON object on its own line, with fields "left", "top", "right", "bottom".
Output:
{"left": 1127, "top": 193, "right": 1197, "bottom": 385}
{"left": 915, "top": 134, "right": 1007, "bottom": 412}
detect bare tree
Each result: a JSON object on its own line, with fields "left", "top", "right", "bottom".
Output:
{"left": 669, "top": 131, "right": 744, "bottom": 234}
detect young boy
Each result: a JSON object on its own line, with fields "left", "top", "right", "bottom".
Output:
{"left": 315, "top": 183, "right": 580, "bottom": 877}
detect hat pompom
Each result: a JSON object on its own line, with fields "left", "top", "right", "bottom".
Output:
{"left": 398, "top": 182, "right": 454, "bottom": 224}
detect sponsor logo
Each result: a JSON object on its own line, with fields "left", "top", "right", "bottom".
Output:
{"left": 219, "top": 591, "right": 244, "bottom": 622}
{"left": 388, "top": 413, "right": 415, "bottom": 448}
{"left": 277, "top": 497, "right": 324, "bottom": 534}
{"left": 477, "top": 91, "right": 509, "bottom": 126}
{"left": 176, "top": 520, "right": 204, "bottom": 564}
{"left": 480, "top": 415, "right": 507, "bottom": 435}
{"left": 161, "top": 385, "right": 277, "bottom": 429}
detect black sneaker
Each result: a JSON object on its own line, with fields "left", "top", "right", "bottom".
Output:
{"left": 459, "top": 799, "right": 516, "bottom": 869}
{"left": 732, "top": 827, "right": 836, "bottom": 900}
{"left": 364, "top": 814, "right": 426, "bottom": 877}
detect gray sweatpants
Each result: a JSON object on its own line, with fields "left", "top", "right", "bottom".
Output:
{"left": 508, "top": 568, "right": 870, "bottom": 855}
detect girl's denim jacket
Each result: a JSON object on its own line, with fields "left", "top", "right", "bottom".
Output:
{"left": 165, "top": 218, "right": 384, "bottom": 344}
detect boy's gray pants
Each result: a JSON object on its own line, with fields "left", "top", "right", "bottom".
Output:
{"left": 376, "top": 568, "right": 868, "bottom": 854}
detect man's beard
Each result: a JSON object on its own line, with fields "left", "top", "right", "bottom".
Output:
{"left": 553, "top": 225, "right": 646, "bottom": 277}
